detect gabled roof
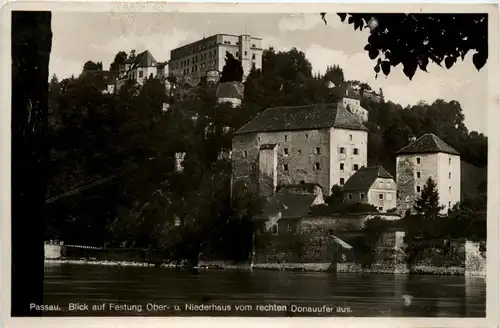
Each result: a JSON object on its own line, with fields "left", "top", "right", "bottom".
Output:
{"left": 343, "top": 166, "right": 394, "bottom": 191}
{"left": 131, "top": 50, "right": 157, "bottom": 69}
{"left": 255, "top": 192, "right": 316, "bottom": 220}
{"left": 216, "top": 82, "right": 244, "bottom": 99}
{"left": 396, "top": 133, "right": 460, "bottom": 156}
{"left": 234, "top": 103, "right": 368, "bottom": 135}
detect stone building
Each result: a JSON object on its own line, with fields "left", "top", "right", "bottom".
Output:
{"left": 396, "top": 133, "right": 461, "bottom": 214}
{"left": 169, "top": 34, "right": 263, "bottom": 87}
{"left": 342, "top": 166, "right": 397, "bottom": 212}
{"left": 232, "top": 103, "right": 368, "bottom": 198}
{"left": 115, "top": 50, "right": 167, "bottom": 92}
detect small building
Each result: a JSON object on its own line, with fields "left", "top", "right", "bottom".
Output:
{"left": 341, "top": 89, "right": 369, "bottom": 123}
{"left": 342, "top": 166, "right": 397, "bottom": 212}
{"left": 115, "top": 50, "right": 166, "bottom": 92}
{"left": 396, "top": 133, "right": 461, "bottom": 214}
{"left": 232, "top": 103, "right": 368, "bottom": 198}
{"left": 216, "top": 81, "right": 244, "bottom": 107}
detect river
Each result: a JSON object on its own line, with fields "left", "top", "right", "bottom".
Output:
{"left": 43, "top": 263, "right": 486, "bottom": 317}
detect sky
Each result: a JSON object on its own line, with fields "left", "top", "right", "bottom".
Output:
{"left": 49, "top": 12, "right": 488, "bottom": 134}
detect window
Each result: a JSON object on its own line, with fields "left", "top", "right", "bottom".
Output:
{"left": 305, "top": 134, "right": 309, "bottom": 140}
{"left": 297, "top": 149, "right": 302, "bottom": 155}
{"left": 272, "top": 224, "right": 278, "bottom": 235}
{"left": 258, "top": 137, "right": 261, "bottom": 142}
{"left": 283, "top": 164, "right": 289, "bottom": 171}
{"left": 349, "top": 134, "right": 353, "bottom": 141}
{"left": 284, "top": 135, "right": 288, "bottom": 142}
{"left": 449, "top": 186, "right": 452, "bottom": 193}
{"left": 340, "top": 163, "right": 345, "bottom": 170}
{"left": 252, "top": 54, "right": 256, "bottom": 59}
{"left": 252, "top": 44, "right": 256, "bottom": 48}
{"left": 378, "top": 193, "right": 384, "bottom": 200}
{"left": 353, "top": 148, "right": 359, "bottom": 155}
{"left": 314, "top": 162, "right": 321, "bottom": 170}
{"left": 378, "top": 207, "right": 383, "bottom": 211}
{"left": 283, "top": 148, "right": 289, "bottom": 156}
{"left": 315, "top": 147, "right": 321, "bottom": 155}
{"left": 243, "top": 150, "right": 248, "bottom": 158}
{"left": 416, "top": 157, "right": 421, "bottom": 164}
{"left": 300, "top": 180, "right": 305, "bottom": 184}
{"left": 360, "top": 193, "right": 365, "bottom": 200}
{"left": 348, "top": 193, "right": 353, "bottom": 200}
{"left": 416, "top": 186, "right": 421, "bottom": 193}
{"left": 416, "top": 171, "right": 421, "bottom": 178}
{"left": 386, "top": 181, "right": 391, "bottom": 188}
{"left": 339, "top": 147, "right": 345, "bottom": 154}
{"left": 449, "top": 157, "right": 452, "bottom": 165}
{"left": 353, "top": 164, "right": 359, "bottom": 171}
{"left": 139, "top": 71, "right": 144, "bottom": 78}
{"left": 340, "top": 178, "right": 345, "bottom": 185}
{"left": 245, "top": 51, "right": 248, "bottom": 56}
{"left": 449, "top": 172, "right": 451, "bottom": 179}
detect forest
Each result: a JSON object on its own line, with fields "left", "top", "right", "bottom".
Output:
{"left": 45, "top": 46, "right": 488, "bottom": 261}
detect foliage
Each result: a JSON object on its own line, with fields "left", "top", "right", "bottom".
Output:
{"left": 83, "top": 60, "right": 103, "bottom": 72}
{"left": 220, "top": 52, "right": 244, "bottom": 83}
{"left": 324, "top": 184, "right": 343, "bottom": 205}
{"left": 331, "top": 13, "right": 488, "bottom": 79}
{"left": 309, "top": 202, "right": 379, "bottom": 216}
{"left": 109, "top": 51, "right": 128, "bottom": 71}
{"left": 413, "top": 177, "right": 445, "bottom": 219}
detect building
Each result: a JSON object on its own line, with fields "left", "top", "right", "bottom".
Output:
{"left": 342, "top": 166, "right": 397, "bottom": 212}
{"left": 396, "top": 133, "right": 461, "bottom": 214}
{"left": 232, "top": 103, "right": 368, "bottom": 198}
{"left": 216, "top": 82, "right": 244, "bottom": 107}
{"left": 116, "top": 50, "right": 167, "bottom": 92}
{"left": 169, "top": 34, "right": 263, "bottom": 87}
{"left": 341, "top": 89, "right": 369, "bottom": 123}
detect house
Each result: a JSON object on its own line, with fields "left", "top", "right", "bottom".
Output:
{"left": 232, "top": 103, "right": 368, "bottom": 198}
{"left": 216, "top": 82, "right": 244, "bottom": 107}
{"left": 255, "top": 183, "right": 325, "bottom": 235}
{"left": 115, "top": 50, "right": 166, "bottom": 92}
{"left": 342, "top": 166, "right": 397, "bottom": 212}
{"left": 396, "top": 133, "right": 461, "bottom": 214}
{"left": 341, "top": 89, "right": 369, "bottom": 123}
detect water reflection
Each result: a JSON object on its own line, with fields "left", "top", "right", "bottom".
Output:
{"left": 43, "top": 264, "right": 486, "bottom": 317}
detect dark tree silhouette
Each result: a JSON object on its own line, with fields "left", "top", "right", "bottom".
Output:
{"left": 109, "top": 51, "right": 128, "bottom": 71}
{"left": 11, "top": 11, "right": 52, "bottom": 316}
{"left": 82, "top": 60, "right": 102, "bottom": 72}
{"left": 324, "top": 13, "right": 488, "bottom": 80}
{"left": 413, "top": 177, "right": 445, "bottom": 219}
{"left": 220, "top": 52, "right": 244, "bottom": 83}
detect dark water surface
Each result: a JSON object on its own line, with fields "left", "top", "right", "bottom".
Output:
{"left": 43, "top": 263, "right": 486, "bottom": 317}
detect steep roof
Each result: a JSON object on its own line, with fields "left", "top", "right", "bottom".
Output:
{"left": 234, "top": 103, "right": 368, "bottom": 135}
{"left": 216, "top": 82, "right": 244, "bottom": 99}
{"left": 343, "top": 166, "right": 394, "bottom": 191}
{"left": 396, "top": 133, "right": 460, "bottom": 156}
{"left": 131, "top": 50, "right": 157, "bottom": 68}
{"left": 255, "top": 193, "right": 316, "bottom": 220}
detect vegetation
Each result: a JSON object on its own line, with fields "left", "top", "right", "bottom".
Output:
{"left": 326, "top": 13, "right": 488, "bottom": 79}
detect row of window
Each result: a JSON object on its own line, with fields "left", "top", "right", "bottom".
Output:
{"left": 347, "top": 192, "right": 393, "bottom": 201}
{"left": 281, "top": 133, "right": 356, "bottom": 143}
{"left": 283, "top": 162, "right": 321, "bottom": 171}
{"left": 339, "top": 147, "right": 359, "bottom": 155}
{"left": 416, "top": 185, "right": 453, "bottom": 193}
{"left": 173, "top": 39, "right": 259, "bottom": 59}
{"left": 415, "top": 171, "right": 452, "bottom": 179}
{"left": 415, "top": 157, "right": 453, "bottom": 165}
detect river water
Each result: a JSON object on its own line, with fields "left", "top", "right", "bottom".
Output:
{"left": 43, "top": 263, "right": 486, "bottom": 317}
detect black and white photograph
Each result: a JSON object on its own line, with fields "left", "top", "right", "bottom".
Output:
{"left": 3, "top": 2, "right": 499, "bottom": 325}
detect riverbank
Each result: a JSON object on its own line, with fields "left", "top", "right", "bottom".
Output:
{"left": 44, "top": 258, "right": 485, "bottom": 276}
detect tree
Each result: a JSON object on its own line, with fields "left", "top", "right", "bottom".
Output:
{"left": 220, "top": 52, "right": 244, "bottom": 83}
{"left": 82, "top": 60, "right": 102, "bottom": 72}
{"left": 413, "top": 177, "right": 444, "bottom": 219}
{"left": 324, "top": 13, "right": 488, "bottom": 79}
{"left": 11, "top": 11, "right": 52, "bottom": 316}
{"left": 109, "top": 51, "right": 128, "bottom": 71}
{"left": 325, "top": 184, "right": 344, "bottom": 205}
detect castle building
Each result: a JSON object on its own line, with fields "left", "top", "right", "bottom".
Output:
{"left": 231, "top": 103, "right": 368, "bottom": 198}
{"left": 342, "top": 166, "right": 397, "bottom": 212}
{"left": 396, "top": 133, "right": 461, "bottom": 214}
{"left": 169, "top": 34, "right": 263, "bottom": 86}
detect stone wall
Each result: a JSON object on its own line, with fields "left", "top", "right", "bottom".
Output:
{"left": 465, "top": 240, "right": 486, "bottom": 276}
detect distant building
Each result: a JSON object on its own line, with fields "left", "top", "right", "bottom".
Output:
{"left": 396, "top": 133, "right": 461, "bottom": 214}
{"left": 341, "top": 89, "right": 369, "bottom": 123}
{"left": 116, "top": 50, "right": 167, "bottom": 92}
{"left": 342, "top": 166, "right": 397, "bottom": 212}
{"left": 232, "top": 103, "right": 368, "bottom": 198}
{"left": 169, "top": 34, "right": 263, "bottom": 87}
{"left": 216, "top": 82, "right": 244, "bottom": 107}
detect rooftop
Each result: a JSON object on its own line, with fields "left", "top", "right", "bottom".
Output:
{"left": 216, "top": 82, "right": 244, "bottom": 99}
{"left": 343, "top": 166, "right": 394, "bottom": 191}
{"left": 396, "top": 133, "right": 460, "bottom": 156}
{"left": 130, "top": 50, "right": 158, "bottom": 69}
{"left": 234, "top": 103, "right": 368, "bottom": 135}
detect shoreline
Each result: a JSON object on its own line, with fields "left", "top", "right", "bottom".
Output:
{"left": 44, "top": 258, "right": 486, "bottom": 277}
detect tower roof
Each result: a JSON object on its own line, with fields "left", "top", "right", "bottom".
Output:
{"left": 234, "top": 103, "right": 368, "bottom": 135}
{"left": 131, "top": 50, "right": 157, "bottom": 68}
{"left": 343, "top": 166, "right": 394, "bottom": 191}
{"left": 396, "top": 133, "right": 460, "bottom": 156}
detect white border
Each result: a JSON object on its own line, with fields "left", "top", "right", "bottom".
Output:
{"left": 1, "top": 2, "right": 499, "bottom": 328}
